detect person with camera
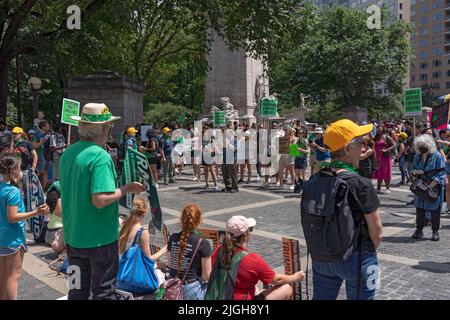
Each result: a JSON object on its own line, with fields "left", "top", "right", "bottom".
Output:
{"left": 411, "top": 134, "right": 446, "bottom": 241}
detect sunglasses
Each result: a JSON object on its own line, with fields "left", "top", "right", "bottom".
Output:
{"left": 249, "top": 226, "right": 254, "bottom": 232}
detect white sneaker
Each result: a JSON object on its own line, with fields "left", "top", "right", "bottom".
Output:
{"left": 213, "top": 185, "right": 219, "bottom": 191}
{"left": 289, "top": 185, "right": 295, "bottom": 191}
{"left": 256, "top": 175, "right": 261, "bottom": 182}
{"left": 193, "top": 177, "right": 198, "bottom": 181}
{"left": 385, "top": 189, "right": 391, "bottom": 194}
{"left": 155, "top": 183, "right": 159, "bottom": 190}
{"left": 269, "top": 178, "right": 272, "bottom": 184}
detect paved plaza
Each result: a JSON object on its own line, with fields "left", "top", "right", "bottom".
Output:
{"left": 19, "top": 164, "right": 450, "bottom": 300}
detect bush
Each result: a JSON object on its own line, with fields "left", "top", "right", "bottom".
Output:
{"left": 144, "top": 103, "right": 199, "bottom": 127}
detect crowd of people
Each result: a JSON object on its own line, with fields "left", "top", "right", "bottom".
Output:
{"left": 0, "top": 102, "right": 448, "bottom": 301}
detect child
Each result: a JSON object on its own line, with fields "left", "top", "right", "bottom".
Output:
{"left": 45, "top": 181, "right": 64, "bottom": 254}
{"left": 118, "top": 195, "right": 167, "bottom": 287}
{"left": 0, "top": 153, "right": 50, "bottom": 300}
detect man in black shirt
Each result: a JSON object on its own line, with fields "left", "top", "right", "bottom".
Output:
{"left": 303, "top": 119, "right": 383, "bottom": 300}
{"left": 12, "top": 127, "right": 38, "bottom": 172}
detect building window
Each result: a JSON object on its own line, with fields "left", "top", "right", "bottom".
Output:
{"left": 432, "top": 82, "right": 441, "bottom": 89}
{"left": 419, "top": 6, "right": 430, "bottom": 14}
{"left": 447, "top": 70, "right": 450, "bottom": 77}
{"left": 433, "top": 48, "right": 442, "bottom": 56}
{"left": 432, "top": 0, "right": 442, "bottom": 9}
{"left": 420, "top": 74, "right": 428, "bottom": 81}
{"left": 419, "top": 39, "right": 429, "bottom": 47}
{"left": 399, "top": 3, "right": 403, "bottom": 10}
{"left": 411, "top": 75, "right": 416, "bottom": 82}
{"left": 433, "top": 12, "right": 442, "bottom": 21}
{"left": 420, "top": 51, "right": 428, "bottom": 59}
{"left": 432, "top": 36, "right": 442, "bottom": 44}
{"left": 420, "top": 28, "right": 428, "bottom": 35}
{"left": 420, "top": 62, "right": 428, "bottom": 69}
{"left": 399, "top": 14, "right": 403, "bottom": 20}
{"left": 433, "top": 60, "right": 442, "bottom": 67}
{"left": 433, "top": 24, "right": 442, "bottom": 33}
{"left": 447, "top": 81, "right": 450, "bottom": 89}
{"left": 433, "top": 71, "right": 442, "bottom": 79}
{"left": 420, "top": 17, "right": 428, "bottom": 25}
{"left": 411, "top": 10, "right": 416, "bottom": 17}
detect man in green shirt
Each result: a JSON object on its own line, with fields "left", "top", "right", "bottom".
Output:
{"left": 60, "top": 103, "right": 145, "bottom": 300}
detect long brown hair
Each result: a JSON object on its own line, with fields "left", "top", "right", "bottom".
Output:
{"left": 221, "top": 232, "right": 247, "bottom": 270}
{"left": 177, "top": 204, "right": 202, "bottom": 272}
{"left": 119, "top": 197, "right": 149, "bottom": 254}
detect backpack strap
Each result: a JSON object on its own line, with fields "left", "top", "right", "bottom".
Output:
{"left": 181, "top": 238, "right": 202, "bottom": 283}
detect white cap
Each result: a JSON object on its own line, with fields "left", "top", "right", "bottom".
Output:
{"left": 226, "top": 215, "right": 257, "bottom": 237}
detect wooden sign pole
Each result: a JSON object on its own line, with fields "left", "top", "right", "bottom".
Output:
{"left": 67, "top": 124, "right": 72, "bottom": 145}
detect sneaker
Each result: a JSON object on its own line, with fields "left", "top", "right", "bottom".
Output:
{"left": 256, "top": 175, "right": 261, "bottom": 182}
{"left": 412, "top": 229, "right": 423, "bottom": 239}
{"left": 155, "top": 183, "right": 159, "bottom": 190}
{"left": 431, "top": 231, "right": 440, "bottom": 241}
{"left": 246, "top": 179, "right": 251, "bottom": 184}
{"left": 238, "top": 179, "right": 244, "bottom": 184}
{"left": 213, "top": 185, "right": 219, "bottom": 191}
{"left": 277, "top": 183, "right": 283, "bottom": 190}
{"left": 289, "top": 185, "right": 295, "bottom": 191}
{"left": 169, "top": 179, "right": 176, "bottom": 184}
{"left": 174, "top": 168, "right": 179, "bottom": 174}
{"left": 283, "top": 179, "right": 288, "bottom": 184}
{"left": 204, "top": 185, "right": 209, "bottom": 190}
{"left": 193, "top": 177, "right": 198, "bottom": 181}
{"left": 377, "top": 190, "right": 384, "bottom": 194}
{"left": 164, "top": 181, "right": 169, "bottom": 185}
{"left": 384, "top": 189, "right": 391, "bottom": 194}
{"left": 406, "top": 200, "right": 414, "bottom": 205}
{"left": 268, "top": 178, "right": 272, "bottom": 184}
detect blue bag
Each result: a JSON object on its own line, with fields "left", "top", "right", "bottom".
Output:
{"left": 116, "top": 227, "right": 159, "bottom": 294}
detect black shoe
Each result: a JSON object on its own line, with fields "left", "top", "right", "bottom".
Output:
{"left": 237, "top": 179, "right": 244, "bottom": 184}
{"left": 283, "top": 179, "right": 288, "bottom": 184}
{"left": 431, "top": 231, "right": 440, "bottom": 241}
{"left": 406, "top": 200, "right": 414, "bottom": 205}
{"left": 169, "top": 179, "right": 176, "bottom": 184}
{"left": 230, "top": 188, "right": 239, "bottom": 193}
{"left": 412, "top": 229, "right": 423, "bottom": 239}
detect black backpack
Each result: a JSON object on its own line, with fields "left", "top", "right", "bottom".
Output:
{"left": 300, "top": 168, "right": 361, "bottom": 263}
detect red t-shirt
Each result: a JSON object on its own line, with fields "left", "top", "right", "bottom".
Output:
{"left": 211, "top": 245, "right": 275, "bottom": 300}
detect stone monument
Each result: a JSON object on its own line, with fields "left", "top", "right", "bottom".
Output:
{"left": 64, "top": 70, "right": 144, "bottom": 139}
{"left": 203, "top": 31, "right": 269, "bottom": 124}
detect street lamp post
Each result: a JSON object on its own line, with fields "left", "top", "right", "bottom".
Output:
{"left": 27, "top": 77, "right": 42, "bottom": 121}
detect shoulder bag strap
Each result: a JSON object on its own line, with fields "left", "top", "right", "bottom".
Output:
{"left": 181, "top": 238, "right": 202, "bottom": 282}
{"left": 131, "top": 227, "right": 144, "bottom": 247}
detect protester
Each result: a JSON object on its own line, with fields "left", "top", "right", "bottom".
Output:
{"left": 167, "top": 204, "right": 212, "bottom": 300}
{"left": 203, "top": 135, "right": 219, "bottom": 191}
{"left": 237, "top": 123, "right": 253, "bottom": 184}
{"left": 396, "top": 132, "right": 409, "bottom": 185}
{"left": 358, "top": 136, "right": 375, "bottom": 179}
{"left": 140, "top": 129, "right": 160, "bottom": 188}
{"left": 311, "top": 127, "right": 330, "bottom": 172}
{"left": 308, "top": 126, "right": 317, "bottom": 176}
{"left": 191, "top": 127, "right": 202, "bottom": 181}
{"left": 0, "top": 153, "right": 50, "bottom": 300}
{"left": 44, "top": 181, "right": 64, "bottom": 254}
{"left": 207, "top": 215, "right": 305, "bottom": 300}
{"left": 27, "top": 130, "right": 35, "bottom": 142}
{"left": 221, "top": 126, "right": 239, "bottom": 193}
{"left": 372, "top": 128, "right": 395, "bottom": 194}
{"left": 0, "top": 134, "right": 13, "bottom": 154}
{"left": 301, "top": 119, "right": 383, "bottom": 300}
{"left": 118, "top": 196, "right": 167, "bottom": 286}
{"left": 411, "top": 134, "right": 446, "bottom": 241}
{"left": 12, "top": 127, "right": 38, "bottom": 173}
{"left": 161, "top": 127, "right": 175, "bottom": 185}
{"left": 60, "top": 103, "right": 145, "bottom": 300}
{"left": 0, "top": 121, "right": 11, "bottom": 137}
{"left": 278, "top": 127, "right": 296, "bottom": 190}
{"left": 49, "top": 125, "right": 67, "bottom": 180}
{"left": 32, "top": 120, "right": 51, "bottom": 186}
{"left": 436, "top": 131, "right": 450, "bottom": 213}
{"left": 294, "top": 128, "right": 310, "bottom": 182}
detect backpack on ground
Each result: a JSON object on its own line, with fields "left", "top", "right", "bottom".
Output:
{"left": 205, "top": 248, "right": 249, "bottom": 300}
{"left": 300, "top": 168, "right": 361, "bottom": 263}
{"left": 159, "top": 238, "right": 202, "bottom": 300}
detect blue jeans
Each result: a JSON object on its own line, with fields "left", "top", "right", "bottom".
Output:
{"left": 399, "top": 156, "right": 408, "bottom": 183}
{"left": 312, "top": 251, "right": 379, "bottom": 300}
{"left": 183, "top": 280, "right": 207, "bottom": 300}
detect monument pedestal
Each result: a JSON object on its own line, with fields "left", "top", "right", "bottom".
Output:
{"left": 65, "top": 71, "right": 144, "bottom": 140}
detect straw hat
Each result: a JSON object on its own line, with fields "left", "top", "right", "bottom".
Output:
{"left": 71, "top": 103, "right": 121, "bottom": 124}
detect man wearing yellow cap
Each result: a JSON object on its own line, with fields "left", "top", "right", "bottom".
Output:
{"left": 12, "top": 127, "right": 38, "bottom": 173}
{"left": 301, "top": 119, "right": 383, "bottom": 300}
{"left": 125, "top": 127, "right": 138, "bottom": 150}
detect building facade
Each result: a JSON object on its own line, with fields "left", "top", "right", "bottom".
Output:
{"left": 410, "top": 0, "right": 450, "bottom": 98}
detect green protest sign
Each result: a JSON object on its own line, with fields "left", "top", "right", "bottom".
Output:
{"left": 259, "top": 97, "right": 278, "bottom": 117}
{"left": 404, "top": 88, "right": 423, "bottom": 116}
{"left": 61, "top": 98, "right": 80, "bottom": 126}
{"left": 213, "top": 111, "right": 226, "bottom": 127}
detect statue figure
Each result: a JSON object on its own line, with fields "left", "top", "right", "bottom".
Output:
{"left": 220, "top": 97, "right": 239, "bottom": 121}
{"left": 298, "top": 93, "right": 311, "bottom": 125}
{"left": 254, "top": 74, "right": 269, "bottom": 114}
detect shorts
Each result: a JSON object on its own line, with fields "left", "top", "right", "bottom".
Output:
{"left": 0, "top": 245, "right": 27, "bottom": 256}
{"left": 295, "top": 158, "right": 308, "bottom": 170}
{"left": 147, "top": 157, "right": 158, "bottom": 165}
{"left": 279, "top": 154, "right": 292, "bottom": 168}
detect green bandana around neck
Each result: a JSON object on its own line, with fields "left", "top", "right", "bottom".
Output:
{"left": 321, "top": 160, "right": 358, "bottom": 173}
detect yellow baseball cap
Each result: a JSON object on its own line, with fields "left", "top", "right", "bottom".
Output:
{"left": 12, "top": 127, "right": 24, "bottom": 134}
{"left": 399, "top": 132, "right": 408, "bottom": 140}
{"left": 163, "top": 127, "right": 171, "bottom": 134}
{"left": 127, "top": 127, "right": 138, "bottom": 135}
{"left": 324, "top": 119, "right": 373, "bottom": 152}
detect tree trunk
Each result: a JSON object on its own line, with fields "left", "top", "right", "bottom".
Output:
{"left": 0, "top": 62, "right": 8, "bottom": 119}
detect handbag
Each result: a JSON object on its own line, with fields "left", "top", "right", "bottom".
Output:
{"left": 160, "top": 238, "right": 202, "bottom": 300}
{"left": 410, "top": 157, "right": 445, "bottom": 203}
{"left": 116, "top": 227, "right": 159, "bottom": 294}
{"left": 51, "top": 228, "right": 65, "bottom": 254}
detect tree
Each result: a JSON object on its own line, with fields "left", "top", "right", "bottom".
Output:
{"left": 0, "top": 0, "right": 109, "bottom": 118}
{"left": 268, "top": 6, "right": 412, "bottom": 122}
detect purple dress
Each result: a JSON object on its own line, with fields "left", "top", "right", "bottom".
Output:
{"left": 372, "top": 138, "right": 392, "bottom": 181}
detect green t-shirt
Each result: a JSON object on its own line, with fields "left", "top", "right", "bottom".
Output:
{"left": 32, "top": 135, "right": 43, "bottom": 157}
{"left": 296, "top": 138, "right": 308, "bottom": 159}
{"left": 307, "top": 133, "right": 316, "bottom": 156}
{"left": 60, "top": 141, "right": 118, "bottom": 248}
